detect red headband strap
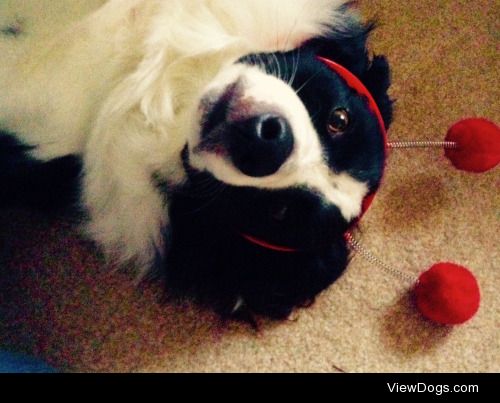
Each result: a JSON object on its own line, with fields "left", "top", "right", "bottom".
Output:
{"left": 317, "top": 56, "right": 388, "bottom": 148}
{"left": 318, "top": 56, "right": 388, "bottom": 219}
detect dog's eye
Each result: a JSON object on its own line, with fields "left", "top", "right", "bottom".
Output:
{"left": 327, "top": 108, "right": 350, "bottom": 135}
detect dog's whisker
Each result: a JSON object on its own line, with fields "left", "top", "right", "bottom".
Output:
{"left": 263, "top": 53, "right": 277, "bottom": 79}
{"left": 286, "top": 49, "right": 300, "bottom": 87}
{"left": 281, "top": 0, "right": 308, "bottom": 51}
{"left": 185, "top": 183, "right": 227, "bottom": 214}
{"left": 289, "top": 48, "right": 301, "bottom": 87}
{"left": 279, "top": 51, "right": 291, "bottom": 84}
{"left": 256, "top": 53, "right": 267, "bottom": 74}
{"left": 272, "top": 52, "right": 282, "bottom": 81}
{"left": 294, "top": 70, "right": 321, "bottom": 95}
{"left": 187, "top": 176, "right": 225, "bottom": 198}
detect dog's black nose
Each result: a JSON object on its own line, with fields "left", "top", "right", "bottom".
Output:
{"left": 225, "top": 114, "right": 294, "bottom": 177}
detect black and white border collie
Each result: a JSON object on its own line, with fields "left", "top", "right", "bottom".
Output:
{"left": 0, "top": 0, "right": 393, "bottom": 319}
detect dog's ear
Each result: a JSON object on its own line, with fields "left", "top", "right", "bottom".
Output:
{"left": 303, "top": 7, "right": 394, "bottom": 128}
{"left": 303, "top": 6, "right": 375, "bottom": 77}
{"left": 361, "top": 54, "right": 394, "bottom": 128}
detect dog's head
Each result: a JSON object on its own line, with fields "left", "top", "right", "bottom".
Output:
{"left": 165, "top": 18, "right": 393, "bottom": 319}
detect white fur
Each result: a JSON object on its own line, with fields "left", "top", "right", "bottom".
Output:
{"left": 0, "top": 0, "right": 362, "bottom": 271}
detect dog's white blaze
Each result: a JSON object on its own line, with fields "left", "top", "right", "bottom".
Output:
{"left": 190, "top": 65, "right": 369, "bottom": 221}
{"left": 299, "top": 168, "right": 368, "bottom": 221}
{"left": 189, "top": 63, "right": 325, "bottom": 164}
{"left": 195, "top": 153, "right": 368, "bottom": 222}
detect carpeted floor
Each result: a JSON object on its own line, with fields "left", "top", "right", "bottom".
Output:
{"left": 0, "top": 0, "right": 498, "bottom": 372}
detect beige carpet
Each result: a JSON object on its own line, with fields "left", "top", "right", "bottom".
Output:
{"left": 0, "top": 0, "right": 498, "bottom": 372}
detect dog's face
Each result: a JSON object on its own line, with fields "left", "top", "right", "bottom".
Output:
{"left": 166, "top": 29, "right": 393, "bottom": 319}
{"left": 188, "top": 48, "right": 387, "bottom": 241}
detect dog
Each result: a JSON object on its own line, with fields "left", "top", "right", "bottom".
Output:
{"left": 0, "top": 0, "right": 393, "bottom": 319}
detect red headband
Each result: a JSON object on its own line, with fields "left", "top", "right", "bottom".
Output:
{"left": 240, "top": 59, "right": 497, "bottom": 326}
{"left": 317, "top": 56, "right": 388, "bottom": 219}
{"left": 241, "top": 57, "right": 389, "bottom": 253}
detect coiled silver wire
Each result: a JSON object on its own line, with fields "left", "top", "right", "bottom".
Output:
{"left": 345, "top": 233, "right": 417, "bottom": 285}
{"left": 388, "top": 141, "right": 458, "bottom": 149}
{"left": 345, "top": 140, "right": 459, "bottom": 284}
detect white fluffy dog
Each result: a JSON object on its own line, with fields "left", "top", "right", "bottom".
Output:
{"left": 1, "top": 0, "right": 393, "bottom": 318}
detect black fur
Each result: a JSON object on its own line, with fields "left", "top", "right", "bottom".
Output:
{"left": 165, "top": 150, "right": 349, "bottom": 319}
{"left": 304, "top": 17, "right": 393, "bottom": 129}
{"left": 0, "top": 131, "right": 82, "bottom": 213}
{"left": 164, "top": 19, "right": 393, "bottom": 319}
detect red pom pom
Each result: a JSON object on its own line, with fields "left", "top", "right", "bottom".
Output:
{"left": 414, "top": 263, "right": 480, "bottom": 325}
{"left": 445, "top": 118, "right": 500, "bottom": 173}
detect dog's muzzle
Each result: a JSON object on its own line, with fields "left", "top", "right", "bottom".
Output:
{"left": 222, "top": 113, "right": 293, "bottom": 177}
{"left": 196, "top": 83, "right": 294, "bottom": 177}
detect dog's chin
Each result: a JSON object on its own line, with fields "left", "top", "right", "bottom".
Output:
{"left": 166, "top": 163, "right": 350, "bottom": 319}
{"left": 181, "top": 145, "right": 349, "bottom": 251}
